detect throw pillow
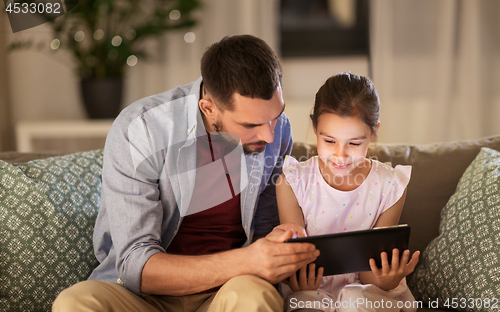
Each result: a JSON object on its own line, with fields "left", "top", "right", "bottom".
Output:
{"left": 409, "top": 147, "right": 500, "bottom": 311}
{"left": 0, "top": 150, "right": 103, "bottom": 312}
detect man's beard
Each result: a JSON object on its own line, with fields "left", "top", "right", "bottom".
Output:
{"left": 213, "top": 119, "right": 267, "bottom": 155}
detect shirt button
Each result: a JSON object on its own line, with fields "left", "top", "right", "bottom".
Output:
{"left": 117, "top": 278, "right": 122, "bottom": 284}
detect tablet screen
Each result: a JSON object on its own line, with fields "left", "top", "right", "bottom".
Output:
{"left": 285, "top": 224, "right": 411, "bottom": 276}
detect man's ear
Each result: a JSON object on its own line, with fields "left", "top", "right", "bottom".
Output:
{"left": 199, "top": 98, "right": 219, "bottom": 120}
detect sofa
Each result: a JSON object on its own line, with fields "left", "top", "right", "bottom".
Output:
{"left": 1, "top": 135, "right": 500, "bottom": 312}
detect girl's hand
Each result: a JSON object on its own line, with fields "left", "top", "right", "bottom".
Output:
{"left": 368, "top": 248, "right": 420, "bottom": 291}
{"left": 268, "top": 223, "right": 307, "bottom": 240}
{"left": 285, "top": 263, "right": 324, "bottom": 291}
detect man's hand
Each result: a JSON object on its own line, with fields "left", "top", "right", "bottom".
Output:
{"left": 244, "top": 228, "right": 319, "bottom": 284}
{"left": 365, "top": 248, "right": 420, "bottom": 291}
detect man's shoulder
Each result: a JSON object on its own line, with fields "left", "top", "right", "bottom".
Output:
{"left": 278, "top": 111, "right": 291, "bottom": 126}
{"left": 274, "top": 111, "right": 292, "bottom": 140}
{"left": 104, "top": 78, "right": 202, "bottom": 152}
{"left": 272, "top": 111, "right": 293, "bottom": 151}
{"left": 122, "top": 79, "right": 200, "bottom": 119}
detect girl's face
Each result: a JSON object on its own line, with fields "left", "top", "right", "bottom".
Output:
{"left": 314, "top": 113, "right": 377, "bottom": 178}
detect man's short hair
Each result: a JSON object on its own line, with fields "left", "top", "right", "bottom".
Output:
{"left": 201, "top": 35, "right": 283, "bottom": 111}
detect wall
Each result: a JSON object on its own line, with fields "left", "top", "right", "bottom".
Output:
{"left": 8, "top": 0, "right": 498, "bottom": 148}
{"left": 282, "top": 56, "right": 369, "bottom": 144}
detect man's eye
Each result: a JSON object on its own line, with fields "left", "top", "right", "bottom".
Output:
{"left": 350, "top": 143, "right": 361, "bottom": 146}
{"left": 325, "top": 140, "right": 334, "bottom": 144}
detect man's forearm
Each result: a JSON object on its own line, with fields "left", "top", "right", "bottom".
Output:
{"left": 140, "top": 248, "right": 251, "bottom": 296}
{"left": 140, "top": 229, "right": 319, "bottom": 296}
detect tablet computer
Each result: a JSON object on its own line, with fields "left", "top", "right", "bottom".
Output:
{"left": 285, "top": 224, "right": 411, "bottom": 276}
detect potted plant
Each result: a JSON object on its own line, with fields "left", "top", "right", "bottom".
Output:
{"left": 10, "top": 0, "right": 200, "bottom": 118}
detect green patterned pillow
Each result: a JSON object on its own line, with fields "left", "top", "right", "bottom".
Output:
{"left": 0, "top": 150, "right": 103, "bottom": 312}
{"left": 409, "top": 147, "right": 500, "bottom": 311}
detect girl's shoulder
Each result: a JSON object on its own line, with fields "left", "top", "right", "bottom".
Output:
{"left": 282, "top": 155, "right": 320, "bottom": 186}
{"left": 283, "top": 155, "right": 318, "bottom": 173}
{"left": 282, "top": 156, "right": 321, "bottom": 205}
{"left": 369, "top": 159, "right": 412, "bottom": 186}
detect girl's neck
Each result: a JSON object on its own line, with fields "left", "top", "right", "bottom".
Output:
{"left": 318, "top": 157, "right": 372, "bottom": 192}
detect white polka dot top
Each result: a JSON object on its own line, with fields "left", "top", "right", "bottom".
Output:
{"left": 283, "top": 156, "right": 411, "bottom": 236}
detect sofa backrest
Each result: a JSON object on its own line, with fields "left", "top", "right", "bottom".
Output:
{"left": 4, "top": 134, "right": 500, "bottom": 257}
{"left": 290, "top": 135, "right": 500, "bottom": 255}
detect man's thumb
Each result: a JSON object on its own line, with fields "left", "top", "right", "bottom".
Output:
{"left": 273, "top": 228, "right": 295, "bottom": 243}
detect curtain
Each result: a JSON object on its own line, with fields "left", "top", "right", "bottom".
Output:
{"left": 0, "top": 12, "right": 14, "bottom": 151}
{"left": 370, "top": 0, "right": 500, "bottom": 144}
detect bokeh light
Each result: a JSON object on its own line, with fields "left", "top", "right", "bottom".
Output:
{"left": 50, "top": 39, "right": 60, "bottom": 50}
{"left": 125, "top": 29, "right": 136, "bottom": 40}
{"left": 169, "top": 10, "right": 181, "bottom": 20}
{"left": 111, "top": 36, "right": 122, "bottom": 47}
{"left": 74, "top": 31, "right": 85, "bottom": 42}
{"left": 93, "top": 29, "right": 104, "bottom": 40}
{"left": 184, "top": 32, "right": 195, "bottom": 43}
{"left": 127, "top": 55, "right": 138, "bottom": 66}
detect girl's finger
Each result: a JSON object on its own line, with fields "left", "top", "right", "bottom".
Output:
{"left": 289, "top": 270, "right": 300, "bottom": 291}
{"left": 308, "top": 263, "right": 317, "bottom": 287}
{"left": 299, "top": 265, "right": 309, "bottom": 289}
{"left": 405, "top": 251, "right": 420, "bottom": 274}
{"left": 390, "top": 248, "right": 400, "bottom": 271}
{"left": 398, "top": 250, "right": 410, "bottom": 268}
{"left": 315, "top": 267, "right": 324, "bottom": 288}
{"left": 380, "top": 252, "right": 390, "bottom": 274}
{"left": 369, "top": 258, "right": 380, "bottom": 276}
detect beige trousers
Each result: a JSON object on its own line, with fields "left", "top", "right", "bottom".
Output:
{"left": 53, "top": 275, "right": 283, "bottom": 312}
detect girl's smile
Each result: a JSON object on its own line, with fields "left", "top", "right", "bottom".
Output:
{"left": 331, "top": 161, "right": 349, "bottom": 169}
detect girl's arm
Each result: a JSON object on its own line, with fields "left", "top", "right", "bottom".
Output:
{"left": 276, "top": 173, "right": 324, "bottom": 291}
{"left": 359, "top": 188, "right": 420, "bottom": 290}
{"left": 276, "top": 173, "right": 306, "bottom": 229}
{"left": 371, "top": 188, "right": 406, "bottom": 227}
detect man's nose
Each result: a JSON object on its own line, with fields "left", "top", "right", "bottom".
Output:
{"left": 257, "top": 121, "right": 276, "bottom": 143}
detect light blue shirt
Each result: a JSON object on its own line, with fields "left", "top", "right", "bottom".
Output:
{"left": 89, "top": 77, "right": 293, "bottom": 294}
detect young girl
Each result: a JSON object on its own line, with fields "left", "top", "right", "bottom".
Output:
{"left": 277, "top": 73, "right": 420, "bottom": 312}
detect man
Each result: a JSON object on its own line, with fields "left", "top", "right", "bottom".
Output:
{"left": 53, "top": 35, "right": 318, "bottom": 312}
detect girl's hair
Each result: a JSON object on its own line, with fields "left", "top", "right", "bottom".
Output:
{"left": 311, "top": 73, "right": 380, "bottom": 134}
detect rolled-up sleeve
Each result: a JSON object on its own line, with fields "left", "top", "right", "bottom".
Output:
{"left": 100, "top": 115, "right": 167, "bottom": 294}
